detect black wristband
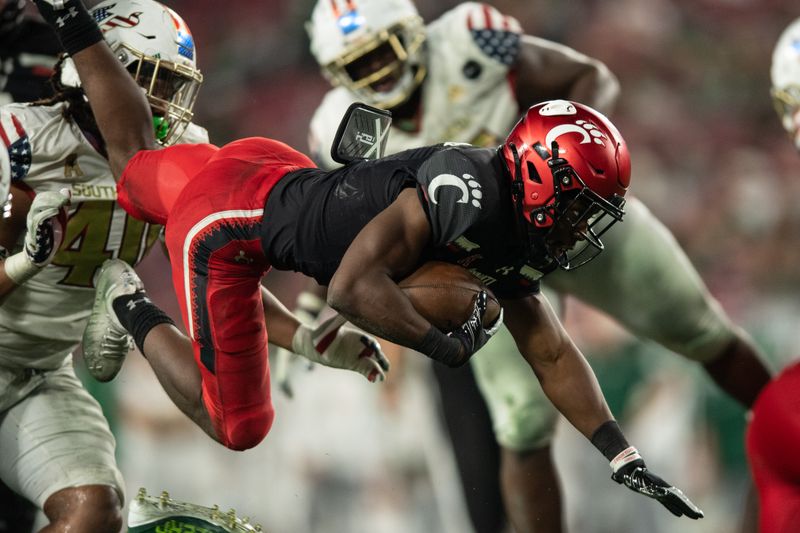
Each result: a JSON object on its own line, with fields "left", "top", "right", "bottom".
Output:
{"left": 590, "top": 420, "right": 631, "bottom": 462}
{"left": 418, "top": 327, "right": 467, "bottom": 368}
{"left": 112, "top": 293, "right": 176, "bottom": 354}
{"left": 34, "top": 0, "right": 104, "bottom": 56}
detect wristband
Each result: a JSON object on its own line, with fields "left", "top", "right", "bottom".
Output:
{"left": 609, "top": 446, "right": 643, "bottom": 474}
{"left": 4, "top": 252, "right": 41, "bottom": 285}
{"left": 590, "top": 420, "right": 631, "bottom": 463}
{"left": 33, "top": 0, "right": 104, "bottom": 56}
{"left": 418, "top": 327, "right": 466, "bottom": 367}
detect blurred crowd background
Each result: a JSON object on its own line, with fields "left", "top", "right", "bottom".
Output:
{"left": 33, "top": 0, "right": 800, "bottom": 531}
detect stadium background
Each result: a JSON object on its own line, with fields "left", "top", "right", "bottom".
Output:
{"left": 57, "top": 0, "right": 800, "bottom": 531}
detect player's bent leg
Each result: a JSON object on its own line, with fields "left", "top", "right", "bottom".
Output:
{"left": 430, "top": 362, "right": 507, "bottom": 533}
{"left": 471, "top": 323, "right": 562, "bottom": 533}
{"left": 747, "top": 362, "right": 800, "bottom": 532}
{"left": 0, "top": 359, "right": 124, "bottom": 531}
{"left": 703, "top": 334, "right": 771, "bottom": 408}
{"left": 500, "top": 446, "right": 563, "bottom": 533}
{"left": 165, "top": 212, "right": 274, "bottom": 451}
{"left": 546, "top": 197, "right": 770, "bottom": 406}
{"left": 43, "top": 485, "right": 122, "bottom": 532}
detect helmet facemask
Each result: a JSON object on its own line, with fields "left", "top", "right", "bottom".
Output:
{"left": 321, "top": 16, "right": 426, "bottom": 110}
{"left": 771, "top": 84, "right": 800, "bottom": 149}
{"left": 118, "top": 44, "right": 202, "bottom": 146}
{"left": 509, "top": 142, "right": 626, "bottom": 271}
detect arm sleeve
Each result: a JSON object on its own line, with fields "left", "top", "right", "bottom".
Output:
{"left": 116, "top": 143, "right": 218, "bottom": 225}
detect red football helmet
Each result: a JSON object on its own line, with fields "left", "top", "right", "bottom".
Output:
{"left": 501, "top": 100, "right": 631, "bottom": 270}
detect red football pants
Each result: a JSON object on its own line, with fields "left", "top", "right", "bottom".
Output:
{"left": 120, "top": 137, "right": 314, "bottom": 450}
{"left": 747, "top": 361, "right": 800, "bottom": 532}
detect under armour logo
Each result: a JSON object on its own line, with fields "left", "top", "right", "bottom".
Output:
{"left": 234, "top": 250, "right": 253, "bottom": 264}
{"left": 126, "top": 296, "right": 149, "bottom": 311}
{"left": 56, "top": 7, "right": 79, "bottom": 28}
{"left": 495, "top": 266, "right": 514, "bottom": 276}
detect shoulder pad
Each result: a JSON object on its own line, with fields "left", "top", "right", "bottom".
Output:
{"left": 432, "top": 2, "right": 522, "bottom": 66}
{"left": 0, "top": 106, "right": 33, "bottom": 182}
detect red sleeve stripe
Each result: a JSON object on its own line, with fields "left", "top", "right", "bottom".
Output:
{"left": 0, "top": 122, "right": 10, "bottom": 148}
{"left": 329, "top": 0, "right": 340, "bottom": 19}
{"left": 501, "top": 15, "right": 511, "bottom": 30}
{"left": 482, "top": 4, "right": 494, "bottom": 29}
{"left": 467, "top": 10, "right": 474, "bottom": 30}
{"left": 11, "top": 115, "right": 26, "bottom": 138}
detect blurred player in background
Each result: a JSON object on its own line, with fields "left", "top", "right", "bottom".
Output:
{"left": 302, "top": 1, "right": 772, "bottom": 532}
{"left": 0, "top": 3, "right": 62, "bottom": 530}
{"left": 745, "top": 16, "right": 800, "bottom": 533}
{"left": 0, "top": 0, "right": 59, "bottom": 106}
{"left": 0, "top": 0, "right": 210, "bottom": 529}
{"left": 33, "top": 0, "right": 706, "bottom": 525}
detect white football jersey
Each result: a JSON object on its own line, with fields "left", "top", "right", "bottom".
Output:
{"left": 0, "top": 102, "right": 208, "bottom": 368}
{"left": 310, "top": 2, "right": 523, "bottom": 169}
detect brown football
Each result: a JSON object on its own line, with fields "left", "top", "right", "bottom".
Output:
{"left": 399, "top": 261, "right": 501, "bottom": 332}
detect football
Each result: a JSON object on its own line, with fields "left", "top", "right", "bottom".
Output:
{"left": 399, "top": 261, "right": 501, "bottom": 332}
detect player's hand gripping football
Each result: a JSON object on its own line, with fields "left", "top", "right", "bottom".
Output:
{"left": 4, "top": 188, "right": 70, "bottom": 284}
{"left": 611, "top": 447, "right": 704, "bottom": 519}
{"left": 447, "top": 291, "right": 504, "bottom": 362}
{"left": 292, "top": 313, "right": 390, "bottom": 383}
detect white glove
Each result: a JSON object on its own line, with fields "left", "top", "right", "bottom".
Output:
{"left": 5, "top": 188, "right": 71, "bottom": 284}
{"left": 292, "top": 314, "right": 390, "bottom": 383}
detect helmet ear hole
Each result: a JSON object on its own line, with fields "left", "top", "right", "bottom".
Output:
{"left": 526, "top": 161, "right": 542, "bottom": 184}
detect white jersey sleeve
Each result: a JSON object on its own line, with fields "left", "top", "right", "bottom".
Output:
{"left": 429, "top": 2, "right": 522, "bottom": 76}
{"left": 308, "top": 88, "right": 357, "bottom": 170}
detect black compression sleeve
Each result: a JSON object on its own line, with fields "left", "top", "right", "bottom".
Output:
{"left": 33, "top": 0, "right": 103, "bottom": 56}
{"left": 590, "top": 420, "right": 631, "bottom": 462}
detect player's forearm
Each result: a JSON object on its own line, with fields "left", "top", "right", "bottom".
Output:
{"left": 565, "top": 61, "right": 620, "bottom": 116}
{"left": 71, "top": 43, "right": 155, "bottom": 177}
{"left": 529, "top": 342, "right": 614, "bottom": 439}
{"left": 0, "top": 263, "right": 21, "bottom": 302}
{"left": 32, "top": 0, "right": 154, "bottom": 178}
{"left": 327, "top": 270, "right": 430, "bottom": 351}
{"left": 260, "top": 287, "right": 300, "bottom": 351}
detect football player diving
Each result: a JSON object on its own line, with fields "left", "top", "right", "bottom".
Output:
{"left": 296, "top": 1, "right": 772, "bottom": 532}
{"left": 0, "top": 1, "right": 387, "bottom": 531}
{"left": 32, "top": 0, "right": 704, "bottom": 524}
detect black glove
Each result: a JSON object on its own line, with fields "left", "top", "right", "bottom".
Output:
{"left": 419, "top": 291, "right": 503, "bottom": 367}
{"left": 613, "top": 457, "right": 704, "bottom": 520}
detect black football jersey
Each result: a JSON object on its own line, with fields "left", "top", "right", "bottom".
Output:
{"left": 261, "top": 144, "right": 550, "bottom": 299}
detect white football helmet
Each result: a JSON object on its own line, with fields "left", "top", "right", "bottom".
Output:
{"left": 771, "top": 17, "right": 800, "bottom": 150}
{"left": 62, "top": 0, "right": 202, "bottom": 145}
{"left": 307, "top": 0, "right": 426, "bottom": 109}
